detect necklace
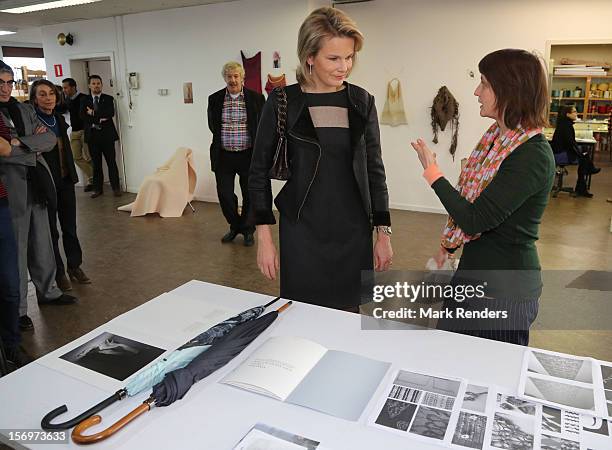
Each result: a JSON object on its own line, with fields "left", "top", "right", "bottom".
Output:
{"left": 37, "top": 113, "right": 56, "bottom": 128}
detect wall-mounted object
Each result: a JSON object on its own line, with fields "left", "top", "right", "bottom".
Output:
{"left": 158, "top": 89, "right": 169, "bottom": 96}
{"left": 183, "top": 82, "right": 193, "bottom": 104}
{"left": 128, "top": 72, "right": 139, "bottom": 89}
{"left": 57, "top": 33, "right": 74, "bottom": 46}
{"left": 431, "top": 86, "right": 460, "bottom": 160}
{"left": 380, "top": 78, "right": 408, "bottom": 126}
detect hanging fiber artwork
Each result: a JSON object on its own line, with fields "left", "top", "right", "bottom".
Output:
{"left": 431, "top": 86, "right": 459, "bottom": 160}
{"left": 380, "top": 78, "right": 408, "bottom": 126}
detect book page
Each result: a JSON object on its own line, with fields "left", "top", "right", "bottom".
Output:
{"left": 223, "top": 336, "right": 327, "bottom": 401}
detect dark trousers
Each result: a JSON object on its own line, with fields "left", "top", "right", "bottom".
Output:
{"left": 437, "top": 297, "right": 539, "bottom": 346}
{"left": 0, "top": 200, "right": 21, "bottom": 349}
{"left": 47, "top": 177, "right": 82, "bottom": 276}
{"left": 214, "top": 149, "right": 254, "bottom": 234}
{"left": 575, "top": 152, "right": 595, "bottom": 194}
{"left": 90, "top": 134, "right": 120, "bottom": 193}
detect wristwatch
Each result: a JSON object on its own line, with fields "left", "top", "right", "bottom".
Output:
{"left": 375, "top": 226, "right": 392, "bottom": 236}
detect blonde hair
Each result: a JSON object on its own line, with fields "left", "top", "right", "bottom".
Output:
{"left": 296, "top": 7, "right": 364, "bottom": 86}
{"left": 221, "top": 61, "right": 245, "bottom": 80}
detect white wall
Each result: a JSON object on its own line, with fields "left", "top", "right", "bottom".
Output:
{"left": 39, "top": 0, "right": 612, "bottom": 212}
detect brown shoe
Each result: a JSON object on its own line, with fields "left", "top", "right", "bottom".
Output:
{"left": 56, "top": 273, "right": 73, "bottom": 291}
{"left": 67, "top": 267, "right": 91, "bottom": 284}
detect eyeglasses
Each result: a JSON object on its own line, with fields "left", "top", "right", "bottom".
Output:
{"left": 0, "top": 80, "right": 16, "bottom": 88}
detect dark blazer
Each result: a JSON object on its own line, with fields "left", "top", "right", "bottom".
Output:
{"left": 249, "top": 82, "right": 391, "bottom": 227}
{"left": 80, "top": 93, "right": 119, "bottom": 143}
{"left": 41, "top": 112, "right": 79, "bottom": 186}
{"left": 207, "top": 87, "right": 265, "bottom": 172}
{"left": 551, "top": 117, "right": 579, "bottom": 160}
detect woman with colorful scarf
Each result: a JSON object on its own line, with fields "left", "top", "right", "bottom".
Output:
{"left": 411, "top": 49, "right": 555, "bottom": 345}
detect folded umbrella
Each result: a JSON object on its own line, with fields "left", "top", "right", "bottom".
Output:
{"left": 41, "top": 297, "right": 279, "bottom": 430}
{"left": 71, "top": 301, "right": 292, "bottom": 445}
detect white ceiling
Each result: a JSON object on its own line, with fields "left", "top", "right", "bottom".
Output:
{"left": 0, "top": 0, "right": 238, "bottom": 44}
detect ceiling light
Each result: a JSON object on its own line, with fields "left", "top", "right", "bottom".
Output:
{"left": 0, "top": 31, "right": 17, "bottom": 35}
{"left": 1, "top": 0, "right": 103, "bottom": 14}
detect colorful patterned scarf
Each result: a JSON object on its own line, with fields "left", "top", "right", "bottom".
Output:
{"left": 441, "top": 122, "right": 542, "bottom": 249}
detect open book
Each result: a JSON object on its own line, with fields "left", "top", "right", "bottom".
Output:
{"left": 222, "top": 336, "right": 391, "bottom": 421}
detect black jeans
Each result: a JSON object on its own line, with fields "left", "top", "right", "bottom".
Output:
{"left": 575, "top": 151, "right": 595, "bottom": 194}
{"left": 214, "top": 149, "right": 254, "bottom": 234}
{"left": 89, "top": 135, "right": 120, "bottom": 192}
{"left": 47, "top": 177, "right": 82, "bottom": 275}
{"left": 0, "top": 200, "right": 20, "bottom": 349}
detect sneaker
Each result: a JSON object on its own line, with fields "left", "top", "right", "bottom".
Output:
{"left": 5, "top": 346, "right": 34, "bottom": 368}
{"left": 38, "top": 294, "right": 78, "bottom": 305}
{"left": 67, "top": 267, "right": 91, "bottom": 284}
{"left": 19, "top": 315, "right": 34, "bottom": 331}
{"left": 56, "top": 273, "right": 73, "bottom": 291}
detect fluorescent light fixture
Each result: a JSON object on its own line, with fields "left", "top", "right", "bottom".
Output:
{"left": 0, "top": 31, "right": 17, "bottom": 35}
{"left": 1, "top": 0, "right": 102, "bottom": 14}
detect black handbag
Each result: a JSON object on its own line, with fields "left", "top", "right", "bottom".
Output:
{"left": 268, "top": 87, "right": 290, "bottom": 180}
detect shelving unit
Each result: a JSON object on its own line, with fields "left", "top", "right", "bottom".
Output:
{"left": 549, "top": 74, "right": 612, "bottom": 124}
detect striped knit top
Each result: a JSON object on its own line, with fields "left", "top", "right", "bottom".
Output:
{"left": 0, "top": 113, "right": 10, "bottom": 199}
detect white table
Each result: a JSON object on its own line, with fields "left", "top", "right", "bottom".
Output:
{"left": 0, "top": 281, "right": 528, "bottom": 450}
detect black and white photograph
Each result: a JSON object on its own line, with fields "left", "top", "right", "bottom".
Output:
{"left": 490, "top": 412, "right": 535, "bottom": 450}
{"left": 451, "top": 412, "right": 487, "bottom": 449}
{"left": 602, "top": 365, "right": 612, "bottom": 390}
{"left": 609, "top": 402, "right": 612, "bottom": 417}
{"left": 60, "top": 332, "right": 165, "bottom": 381}
{"left": 524, "top": 377, "right": 596, "bottom": 411}
{"left": 462, "top": 385, "right": 488, "bottom": 413}
{"left": 540, "top": 434, "right": 579, "bottom": 450}
{"left": 582, "top": 417, "right": 609, "bottom": 436}
{"left": 496, "top": 394, "right": 537, "bottom": 416}
{"left": 394, "top": 370, "right": 461, "bottom": 398}
{"left": 542, "top": 406, "right": 562, "bottom": 433}
{"left": 527, "top": 351, "right": 593, "bottom": 384}
{"left": 408, "top": 406, "right": 451, "bottom": 440}
{"left": 388, "top": 384, "right": 422, "bottom": 404}
{"left": 375, "top": 398, "right": 418, "bottom": 431}
{"left": 605, "top": 390, "right": 612, "bottom": 402}
{"left": 561, "top": 410, "right": 580, "bottom": 435}
{"left": 421, "top": 391, "right": 455, "bottom": 410}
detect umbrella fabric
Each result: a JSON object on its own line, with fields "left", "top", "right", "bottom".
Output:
{"left": 152, "top": 310, "right": 279, "bottom": 406}
{"left": 125, "top": 304, "right": 269, "bottom": 396}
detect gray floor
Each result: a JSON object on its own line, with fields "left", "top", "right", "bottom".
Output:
{"left": 20, "top": 153, "right": 612, "bottom": 362}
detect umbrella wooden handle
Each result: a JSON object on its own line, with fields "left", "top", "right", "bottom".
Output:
{"left": 71, "top": 401, "right": 152, "bottom": 445}
{"left": 277, "top": 301, "right": 292, "bottom": 313}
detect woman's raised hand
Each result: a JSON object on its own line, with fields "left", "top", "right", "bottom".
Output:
{"left": 410, "top": 138, "right": 437, "bottom": 170}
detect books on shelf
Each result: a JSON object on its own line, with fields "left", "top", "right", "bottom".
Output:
{"left": 554, "top": 65, "right": 607, "bottom": 76}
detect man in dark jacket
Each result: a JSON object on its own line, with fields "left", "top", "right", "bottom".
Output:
{"left": 208, "top": 62, "right": 264, "bottom": 246}
{"left": 80, "top": 75, "right": 121, "bottom": 198}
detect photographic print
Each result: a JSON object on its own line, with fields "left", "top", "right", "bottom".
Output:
{"left": 451, "top": 412, "right": 487, "bottom": 449}
{"left": 422, "top": 392, "right": 455, "bottom": 410}
{"left": 606, "top": 390, "right": 612, "bottom": 402}
{"left": 462, "top": 384, "right": 488, "bottom": 413}
{"left": 375, "top": 398, "right": 418, "bottom": 431}
{"left": 527, "top": 351, "right": 592, "bottom": 384}
{"left": 561, "top": 410, "right": 580, "bottom": 435}
{"left": 394, "top": 370, "right": 460, "bottom": 397}
{"left": 524, "top": 377, "right": 595, "bottom": 411}
{"left": 490, "top": 412, "right": 534, "bottom": 450}
{"left": 183, "top": 82, "right": 193, "bottom": 104}
{"left": 541, "top": 406, "right": 562, "bottom": 433}
{"left": 582, "top": 417, "right": 610, "bottom": 436}
{"left": 609, "top": 402, "right": 612, "bottom": 417}
{"left": 233, "top": 423, "right": 319, "bottom": 450}
{"left": 408, "top": 406, "right": 451, "bottom": 440}
{"left": 388, "top": 384, "right": 422, "bottom": 403}
{"left": 540, "top": 434, "right": 579, "bottom": 450}
{"left": 496, "top": 394, "right": 537, "bottom": 416}
{"left": 602, "top": 365, "right": 612, "bottom": 390}
{"left": 60, "top": 332, "right": 165, "bottom": 381}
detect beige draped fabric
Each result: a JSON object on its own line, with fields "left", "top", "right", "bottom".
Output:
{"left": 118, "top": 147, "right": 197, "bottom": 218}
{"left": 380, "top": 78, "right": 408, "bottom": 126}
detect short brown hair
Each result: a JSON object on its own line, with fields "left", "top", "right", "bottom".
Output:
{"left": 29, "top": 79, "right": 59, "bottom": 106}
{"left": 478, "top": 49, "right": 549, "bottom": 129}
{"left": 296, "top": 7, "right": 364, "bottom": 86}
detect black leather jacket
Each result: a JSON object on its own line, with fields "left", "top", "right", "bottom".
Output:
{"left": 249, "top": 82, "right": 390, "bottom": 226}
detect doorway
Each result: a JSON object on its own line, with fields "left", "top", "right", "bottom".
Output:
{"left": 68, "top": 56, "right": 126, "bottom": 190}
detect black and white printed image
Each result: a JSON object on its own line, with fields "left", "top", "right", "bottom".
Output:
{"left": 234, "top": 423, "right": 320, "bottom": 450}
{"left": 601, "top": 365, "right": 612, "bottom": 390}
{"left": 60, "top": 332, "right": 165, "bottom": 381}
{"left": 542, "top": 406, "right": 562, "bottom": 433}
{"left": 490, "top": 412, "right": 534, "bottom": 450}
{"left": 527, "top": 351, "right": 592, "bottom": 383}
{"left": 496, "top": 394, "right": 536, "bottom": 416}
{"left": 421, "top": 392, "right": 455, "bottom": 410}
{"left": 608, "top": 402, "right": 612, "bottom": 417}
{"left": 408, "top": 406, "right": 451, "bottom": 440}
{"left": 540, "top": 434, "right": 579, "bottom": 450}
{"left": 524, "top": 377, "right": 595, "bottom": 411}
{"left": 375, "top": 398, "right": 418, "bottom": 431}
{"left": 388, "top": 384, "right": 422, "bottom": 404}
{"left": 394, "top": 370, "right": 460, "bottom": 397}
{"left": 561, "top": 410, "right": 580, "bottom": 435}
{"left": 605, "top": 390, "right": 612, "bottom": 402}
{"left": 582, "top": 417, "right": 610, "bottom": 436}
{"left": 451, "top": 411, "right": 487, "bottom": 449}
{"left": 462, "top": 384, "right": 488, "bottom": 413}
